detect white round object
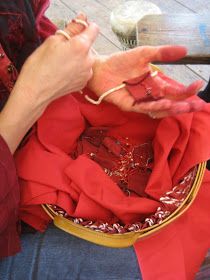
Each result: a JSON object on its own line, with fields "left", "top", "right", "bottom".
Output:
{"left": 110, "top": 1, "right": 161, "bottom": 49}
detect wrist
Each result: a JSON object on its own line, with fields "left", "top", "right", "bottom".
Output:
{"left": 0, "top": 87, "right": 47, "bottom": 153}
{"left": 11, "top": 79, "right": 50, "bottom": 111}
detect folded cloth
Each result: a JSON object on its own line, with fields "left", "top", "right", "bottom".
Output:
{"left": 15, "top": 88, "right": 210, "bottom": 279}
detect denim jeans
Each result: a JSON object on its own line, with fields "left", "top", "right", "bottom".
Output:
{"left": 0, "top": 225, "right": 142, "bottom": 280}
{"left": 198, "top": 77, "right": 210, "bottom": 170}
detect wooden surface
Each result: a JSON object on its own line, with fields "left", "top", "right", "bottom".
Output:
{"left": 46, "top": 0, "right": 209, "bottom": 87}
{"left": 137, "top": 14, "right": 210, "bottom": 64}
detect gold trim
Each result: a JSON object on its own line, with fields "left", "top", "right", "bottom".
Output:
{"left": 42, "top": 162, "right": 206, "bottom": 248}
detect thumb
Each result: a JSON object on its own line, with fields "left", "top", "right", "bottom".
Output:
{"left": 121, "top": 45, "right": 188, "bottom": 65}
{"left": 74, "top": 22, "right": 99, "bottom": 48}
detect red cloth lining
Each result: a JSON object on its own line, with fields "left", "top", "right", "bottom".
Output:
{"left": 15, "top": 89, "right": 210, "bottom": 279}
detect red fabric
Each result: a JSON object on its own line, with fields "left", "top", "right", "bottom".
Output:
{"left": 125, "top": 71, "right": 161, "bottom": 102}
{"left": 0, "top": 0, "right": 56, "bottom": 258}
{"left": 32, "top": 0, "right": 57, "bottom": 41}
{"left": 15, "top": 88, "right": 210, "bottom": 278}
{"left": 0, "top": 44, "right": 18, "bottom": 92}
{"left": 74, "top": 128, "right": 153, "bottom": 197}
{"left": 0, "top": 135, "right": 20, "bottom": 258}
{"left": 135, "top": 171, "right": 210, "bottom": 280}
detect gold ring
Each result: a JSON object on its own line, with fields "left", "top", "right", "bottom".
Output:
{"left": 73, "top": 19, "right": 89, "bottom": 28}
{"left": 55, "top": 29, "right": 71, "bottom": 40}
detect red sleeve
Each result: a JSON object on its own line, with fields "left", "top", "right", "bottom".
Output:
{"left": 32, "top": 0, "right": 57, "bottom": 40}
{"left": 0, "top": 135, "right": 20, "bottom": 258}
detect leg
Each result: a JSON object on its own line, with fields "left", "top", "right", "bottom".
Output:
{"left": 0, "top": 225, "right": 142, "bottom": 280}
{"left": 195, "top": 249, "right": 210, "bottom": 280}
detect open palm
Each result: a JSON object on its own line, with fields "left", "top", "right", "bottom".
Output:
{"left": 65, "top": 16, "right": 204, "bottom": 118}
{"left": 87, "top": 46, "right": 204, "bottom": 118}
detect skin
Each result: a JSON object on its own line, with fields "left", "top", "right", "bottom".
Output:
{"left": 67, "top": 14, "right": 205, "bottom": 118}
{"left": 0, "top": 12, "right": 205, "bottom": 153}
{"left": 88, "top": 48, "right": 204, "bottom": 117}
{"left": 0, "top": 14, "right": 99, "bottom": 153}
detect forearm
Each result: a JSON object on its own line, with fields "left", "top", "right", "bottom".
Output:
{"left": 0, "top": 87, "right": 47, "bottom": 154}
{"left": 0, "top": 16, "right": 99, "bottom": 154}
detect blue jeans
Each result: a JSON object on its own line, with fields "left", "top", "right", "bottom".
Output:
{"left": 0, "top": 225, "right": 142, "bottom": 280}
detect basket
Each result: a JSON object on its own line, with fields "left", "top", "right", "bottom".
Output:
{"left": 42, "top": 162, "right": 206, "bottom": 248}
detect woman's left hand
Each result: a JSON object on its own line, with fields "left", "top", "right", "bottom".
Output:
{"left": 65, "top": 15, "right": 205, "bottom": 118}
{"left": 87, "top": 46, "right": 205, "bottom": 118}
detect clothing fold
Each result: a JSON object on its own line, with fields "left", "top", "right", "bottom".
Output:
{"left": 0, "top": 0, "right": 56, "bottom": 258}
{"left": 15, "top": 89, "right": 210, "bottom": 279}
{"left": 0, "top": 135, "right": 20, "bottom": 258}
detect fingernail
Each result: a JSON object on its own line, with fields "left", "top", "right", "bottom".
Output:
{"left": 194, "top": 80, "right": 205, "bottom": 92}
{"left": 76, "top": 11, "right": 86, "bottom": 20}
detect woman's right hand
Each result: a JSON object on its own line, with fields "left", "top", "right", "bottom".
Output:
{"left": 0, "top": 16, "right": 98, "bottom": 153}
{"left": 14, "top": 19, "right": 99, "bottom": 107}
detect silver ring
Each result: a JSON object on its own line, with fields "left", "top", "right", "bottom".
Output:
{"left": 148, "top": 112, "right": 156, "bottom": 119}
{"left": 150, "top": 70, "right": 158, "bottom": 77}
{"left": 55, "top": 29, "right": 71, "bottom": 40}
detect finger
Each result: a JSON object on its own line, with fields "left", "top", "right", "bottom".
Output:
{"left": 117, "top": 46, "right": 159, "bottom": 65}
{"left": 132, "top": 99, "right": 173, "bottom": 113}
{"left": 65, "top": 12, "right": 88, "bottom": 36}
{"left": 169, "top": 99, "right": 205, "bottom": 115}
{"left": 120, "top": 45, "right": 187, "bottom": 65}
{"left": 105, "top": 90, "right": 137, "bottom": 112}
{"left": 150, "top": 71, "right": 204, "bottom": 100}
{"left": 145, "top": 103, "right": 189, "bottom": 119}
{"left": 153, "top": 45, "right": 187, "bottom": 63}
{"left": 162, "top": 79, "right": 204, "bottom": 100}
{"left": 76, "top": 11, "right": 87, "bottom": 22}
{"left": 151, "top": 99, "right": 205, "bottom": 118}
{"left": 74, "top": 22, "right": 99, "bottom": 48}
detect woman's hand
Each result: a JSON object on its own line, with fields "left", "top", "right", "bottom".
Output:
{"left": 15, "top": 18, "right": 99, "bottom": 107}
{"left": 87, "top": 46, "right": 204, "bottom": 117}
{"left": 0, "top": 14, "right": 99, "bottom": 153}
{"left": 61, "top": 15, "right": 204, "bottom": 119}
